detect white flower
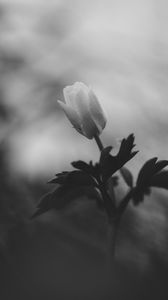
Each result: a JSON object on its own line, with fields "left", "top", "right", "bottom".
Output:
{"left": 58, "top": 82, "right": 107, "bottom": 139}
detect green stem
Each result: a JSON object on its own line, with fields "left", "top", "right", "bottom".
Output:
{"left": 94, "top": 134, "right": 118, "bottom": 269}
{"left": 94, "top": 134, "right": 104, "bottom": 151}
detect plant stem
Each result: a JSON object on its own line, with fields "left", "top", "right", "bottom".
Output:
{"left": 94, "top": 134, "right": 118, "bottom": 269}
{"left": 94, "top": 134, "right": 104, "bottom": 151}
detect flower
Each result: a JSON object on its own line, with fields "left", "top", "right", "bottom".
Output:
{"left": 58, "top": 82, "right": 107, "bottom": 139}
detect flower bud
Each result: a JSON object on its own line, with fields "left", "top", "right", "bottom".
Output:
{"left": 58, "top": 82, "right": 107, "bottom": 139}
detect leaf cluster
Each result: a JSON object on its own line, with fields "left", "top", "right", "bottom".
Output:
{"left": 32, "top": 134, "right": 168, "bottom": 219}
{"left": 32, "top": 134, "right": 138, "bottom": 218}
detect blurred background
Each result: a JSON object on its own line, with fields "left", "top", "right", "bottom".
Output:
{"left": 0, "top": 0, "right": 168, "bottom": 299}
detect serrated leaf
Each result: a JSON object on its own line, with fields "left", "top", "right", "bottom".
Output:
{"left": 48, "top": 170, "right": 97, "bottom": 187}
{"left": 150, "top": 171, "right": 168, "bottom": 189}
{"left": 117, "top": 134, "right": 137, "bottom": 163}
{"left": 136, "top": 158, "right": 168, "bottom": 188}
{"left": 134, "top": 157, "right": 168, "bottom": 205}
{"left": 120, "top": 167, "right": 133, "bottom": 187}
{"left": 72, "top": 160, "right": 101, "bottom": 182}
{"left": 99, "top": 134, "right": 138, "bottom": 182}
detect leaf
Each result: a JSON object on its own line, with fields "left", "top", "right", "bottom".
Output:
{"left": 136, "top": 158, "right": 168, "bottom": 188}
{"left": 65, "top": 171, "right": 97, "bottom": 186}
{"left": 71, "top": 160, "right": 91, "bottom": 172}
{"left": 133, "top": 158, "right": 168, "bottom": 205}
{"left": 120, "top": 167, "right": 133, "bottom": 188}
{"left": 48, "top": 170, "right": 97, "bottom": 187}
{"left": 99, "top": 134, "right": 138, "bottom": 182}
{"left": 48, "top": 171, "right": 69, "bottom": 184}
{"left": 150, "top": 171, "right": 168, "bottom": 189}
{"left": 153, "top": 160, "right": 168, "bottom": 174}
{"left": 31, "top": 191, "right": 56, "bottom": 218}
{"left": 72, "top": 160, "right": 101, "bottom": 182}
{"left": 137, "top": 157, "right": 157, "bottom": 187}
{"left": 117, "top": 134, "right": 138, "bottom": 166}
{"left": 31, "top": 185, "right": 101, "bottom": 218}
{"left": 55, "top": 171, "right": 69, "bottom": 177}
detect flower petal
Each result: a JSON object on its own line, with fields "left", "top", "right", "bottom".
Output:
{"left": 57, "top": 100, "right": 82, "bottom": 133}
{"left": 73, "top": 89, "right": 100, "bottom": 139}
{"left": 63, "top": 82, "right": 90, "bottom": 111}
{"left": 82, "top": 116, "right": 100, "bottom": 139}
{"left": 88, "top": 89, "right": 107, "bottom": 131}
{"left": 63, "top": 85, "right": 76, "bottom": 107}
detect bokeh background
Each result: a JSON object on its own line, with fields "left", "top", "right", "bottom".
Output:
{"left": 1, "top": 0, "right": 168, "bottom": 299}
